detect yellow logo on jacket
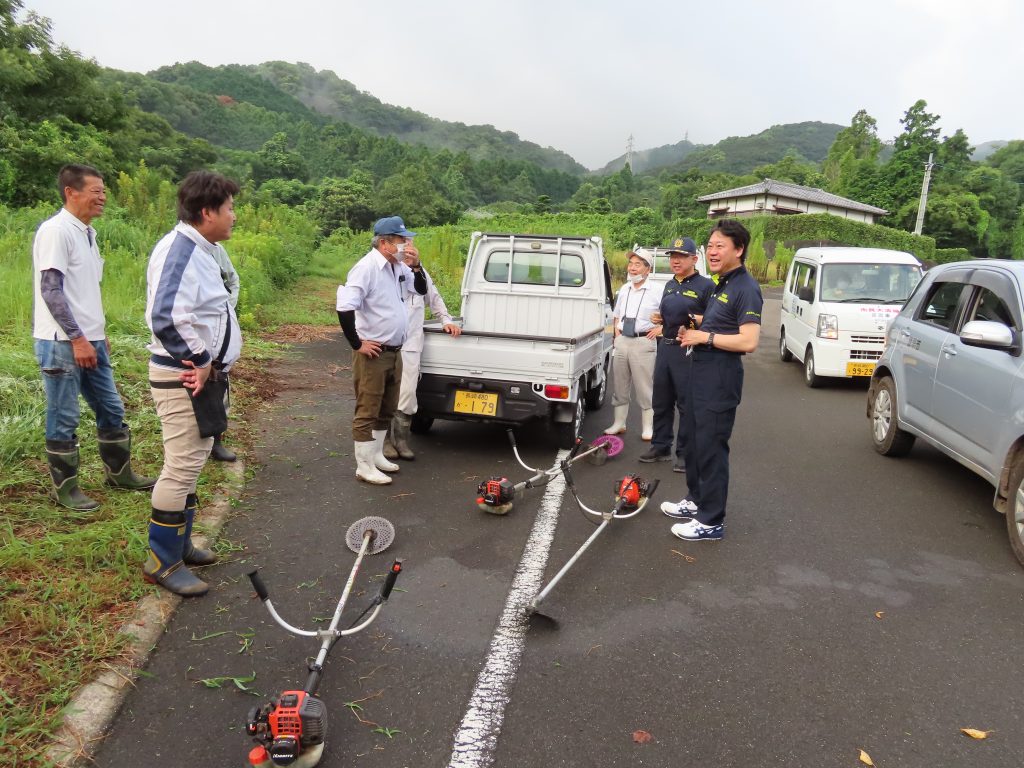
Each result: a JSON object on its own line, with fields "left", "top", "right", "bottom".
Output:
{"left": 716, "top": 293, "right": 729, "bottom": 304}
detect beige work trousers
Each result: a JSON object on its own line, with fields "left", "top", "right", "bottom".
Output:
{"left": 611, "top": 334, "right": 657, "bottom": 409}
{"left": 149, "top": 364, "right": 213, "bottom": 511}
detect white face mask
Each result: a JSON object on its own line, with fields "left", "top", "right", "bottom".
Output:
{"left": 627, "top": 273, "right": 646, "bottom": 284}
{"left": 395, "top": 243, "right": 407, "bottom": 261}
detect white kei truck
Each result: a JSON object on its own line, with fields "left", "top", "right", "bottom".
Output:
{"left": 779, "top": 246, "right": 923, "bottom": 387}
{"left": 412, "top": 232, "right": 614, "bottom": 448}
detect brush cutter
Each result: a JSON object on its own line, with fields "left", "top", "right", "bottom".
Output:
{"left": 244, "top": 516, "right": 402, "bottom": 768}
{"left": 476, "top": 430, "right": 625, "bottom": 514}
{"left": 527, "top": 453, "right": 659, "bottom": 623}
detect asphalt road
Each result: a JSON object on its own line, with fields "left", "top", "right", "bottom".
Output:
{"left": 94, "top": 292, "right": 1024, "bottom": 768}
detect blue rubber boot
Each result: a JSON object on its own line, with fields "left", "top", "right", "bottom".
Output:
{"left": 143, "top": 508, "right": 208, "bottom": 597}
{"left": 183, "top": 493, "right": 217, "bottom": 567}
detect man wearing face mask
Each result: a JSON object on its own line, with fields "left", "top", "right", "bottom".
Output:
{"left": 383, "top": 241, "right": 460, "bottom": 461}
{"left": 603, "top": 251, "right": 662, "bottom": 439}
{"left": 336, "top": 217, "right": 427, "bottom": 484}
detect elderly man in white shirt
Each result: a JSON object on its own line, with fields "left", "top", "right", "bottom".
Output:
{"left": 604, "top": 250, "right": 663, "bottom": 439}
{"left": 383, "top": 243, "right": 460, "bottom": 461}
{"left": 336, "top": 217, "right": 427, "bottom": 484}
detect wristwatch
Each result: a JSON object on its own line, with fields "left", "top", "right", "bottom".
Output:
{"left": 706, "top": 332, "right": 716, "bottom": 348}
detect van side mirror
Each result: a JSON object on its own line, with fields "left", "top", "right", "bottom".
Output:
{"left": 797, "top": 286, "right": 814, "bottom": 302}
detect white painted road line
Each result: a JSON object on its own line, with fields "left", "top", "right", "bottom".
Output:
{"left": 447, "top": 450, "right": 569, "bottom": 768}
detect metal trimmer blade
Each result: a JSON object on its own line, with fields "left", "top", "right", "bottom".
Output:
{"left": 345, "top": 516, "right": 395, "bottom": 554}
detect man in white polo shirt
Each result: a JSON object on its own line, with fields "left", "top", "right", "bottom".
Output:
{"left": 32, "top": 164, "right": 154, "bottom": 510}
{"left": 336, "top": 216, "right": 427, "bottom": 484}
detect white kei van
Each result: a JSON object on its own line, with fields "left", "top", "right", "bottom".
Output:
{"left": 779, "top": 247, "right": 923, "bottom": 387}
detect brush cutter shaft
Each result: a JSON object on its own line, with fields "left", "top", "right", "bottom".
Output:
{"left": 531, "top": 517, "right": 611, "bottom": 611}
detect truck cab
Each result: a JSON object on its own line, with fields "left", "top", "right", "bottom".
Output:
{"left": 415, "top": 232, "right": 613, "bottom": 447}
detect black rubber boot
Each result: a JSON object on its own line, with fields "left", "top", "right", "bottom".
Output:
{"left": 210, "top": 434, "right": 236, "bottom": 462}
{"left": 392, "top": 413, "right": 415, "bottom": 460}
{"left": 45, "top": 440, "right": 100, "bottom": 511}
{"left": 183, "top": 492, "right": 217, "bottom": 566}
{"left": 143, "top": 507, "right": 209, "bottom": 597}
{"left": 97, "top": 427, "right": 156, "bottom": 489}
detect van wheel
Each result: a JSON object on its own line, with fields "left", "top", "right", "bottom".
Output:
{"left": 779, "top": 329, "right": 793, "bottom": 362}
{"left": 584, "top": 359, "right": 609, "bottom": 411}
{"left": 804, "top": 348, "right": 824, "bottom": 388}
{"left": 555, "top": 398, "right": 584, "bottom": 450}
{"left": 410, "top": 414, "right": 434, "bottom": 434}
{"left": 869, "top": 376, "right": 915, "bottom": 457}
{"left": 1005, "top": 460, "right": 1024, "bottom": 567}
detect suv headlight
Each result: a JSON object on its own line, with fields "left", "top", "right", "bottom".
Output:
{"left": 817, "top": 314, "right": 838, "bottom": 339}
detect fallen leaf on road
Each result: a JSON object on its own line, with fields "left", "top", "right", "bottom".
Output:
{"left": 632, "top": 730, "right": 652, "bottom": 744}
{"left": 960, "top": 728, "right": 992, "bottom": 739}
{"left": 859, "top": 749, "right": 874, "bottom": 766}
{"left": 874, "top": 611, "right": 885, "bottom": 619}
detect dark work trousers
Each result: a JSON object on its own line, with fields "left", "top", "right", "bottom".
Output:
{"left": 683, "top": 351, "right": 744, "bottom": 527}
{"left": 650, "top": 341, "right": 689, "bottom": 459}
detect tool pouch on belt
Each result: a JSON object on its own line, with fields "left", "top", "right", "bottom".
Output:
{"left": 187, "top": 367, "right": 229, "bottom": 438}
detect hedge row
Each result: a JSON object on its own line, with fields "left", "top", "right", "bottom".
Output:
{"left": 761, "top": 213, "right": 936, "bottom": 261}
{"left": 933, "top": 247, "right": 972, "bottom": 264}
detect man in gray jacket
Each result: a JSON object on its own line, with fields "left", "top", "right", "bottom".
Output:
{"left": 144, "top": 171, "right": 242, "bottom": 596}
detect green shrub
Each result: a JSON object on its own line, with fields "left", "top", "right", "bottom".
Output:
{"left": 933, "top": 247, "right": 972, "bottom": 264}
{"left": 761, "top": 213, "right": 936, "bottom": 261}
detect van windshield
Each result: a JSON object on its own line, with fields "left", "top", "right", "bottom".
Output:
{"left": 820, "top": 264, "right": 922, "bottom": 304}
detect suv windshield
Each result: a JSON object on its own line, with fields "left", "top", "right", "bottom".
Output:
{"left": 820, "top": 263, "right": 922, "bottom": 303}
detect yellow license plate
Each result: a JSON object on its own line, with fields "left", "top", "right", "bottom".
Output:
{"left": 454, "top": 390, "right": 499, "bottom": 416}
{"left": 846, "top": 362, "right": 876, "bottom": 377}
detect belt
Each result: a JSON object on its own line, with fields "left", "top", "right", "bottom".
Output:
{"left": 379, "top": 344, "right": 402, "bottom": 352}
{"left": 619, "top": 331, "right": 650, "bottom": 338}
{"left": 150, "top": 380, "right": 185, "bottom": 389}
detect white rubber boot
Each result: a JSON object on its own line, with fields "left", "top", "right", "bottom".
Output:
{"left": 604, "top": 404, "right": 629, "bottom": 435}
{"left": 372, "top": 429, "right": 400, "bottom": 473}
{"left": 641, "top": 409, "right": 654, "bottom": 441}
{"left": 354, "top": 441, "right": 391, "bottom": 485}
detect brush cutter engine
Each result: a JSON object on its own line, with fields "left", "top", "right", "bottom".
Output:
{"left": 614, "top": 475, "right": 651, "bottom": 510}
{"left": 247, "top": 690, "right": 326, "bottom": 765}
{"left": 477, "top": 476, "right": 515, "bottom": 509}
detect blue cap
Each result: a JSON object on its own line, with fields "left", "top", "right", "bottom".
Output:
{"left": 373, "top": 216, "right": 416, "bottom": 237}
{"left": 664, "top": 237, "right": 697, "bottom": 255}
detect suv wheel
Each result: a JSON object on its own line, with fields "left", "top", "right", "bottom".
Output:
{"left": 1007, "top": 462, "right": 1024, "bottom": 567}
{"left": 779, "top": 329, "right": 793, "bottom": 362}
{"left": 804, "top": 347, "right": 823, "bottom": 388}
{"left": 869, "top": 376, "right": 915, "bottom": 456}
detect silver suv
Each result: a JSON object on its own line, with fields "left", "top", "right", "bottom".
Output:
{"left": 867, "top": 260, "right": 1024, "bottom": 566}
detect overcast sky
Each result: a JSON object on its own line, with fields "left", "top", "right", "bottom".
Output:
{"left": 24, "top": 0, "right": 1024, "bottom": 170}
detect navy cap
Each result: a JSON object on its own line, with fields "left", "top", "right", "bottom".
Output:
{"left": 664, "top": 236, "right": 697, "bottom": 255}
{"left": 373, "top": 216, "right": 417, "bottom": 237}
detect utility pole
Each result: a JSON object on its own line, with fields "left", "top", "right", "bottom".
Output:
{"left": 913, "top": 152, "right": 935, "bottom": 236}
{"left": 625, "top": 134, "right": 634, "bottom": 170}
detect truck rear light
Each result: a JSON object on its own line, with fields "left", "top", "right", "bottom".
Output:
{"left": 544, "top": 385, "right": 569, "bottom": 399}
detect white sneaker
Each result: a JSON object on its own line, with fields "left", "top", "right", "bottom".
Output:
{"left": 661, "top": 498, "right": 698, "bottom": 519}
{"left": 671, "top": 519, "right": 724, "bottom": 541}
{"left": 371, "top": 429, "right": 400, "bottom": 473}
